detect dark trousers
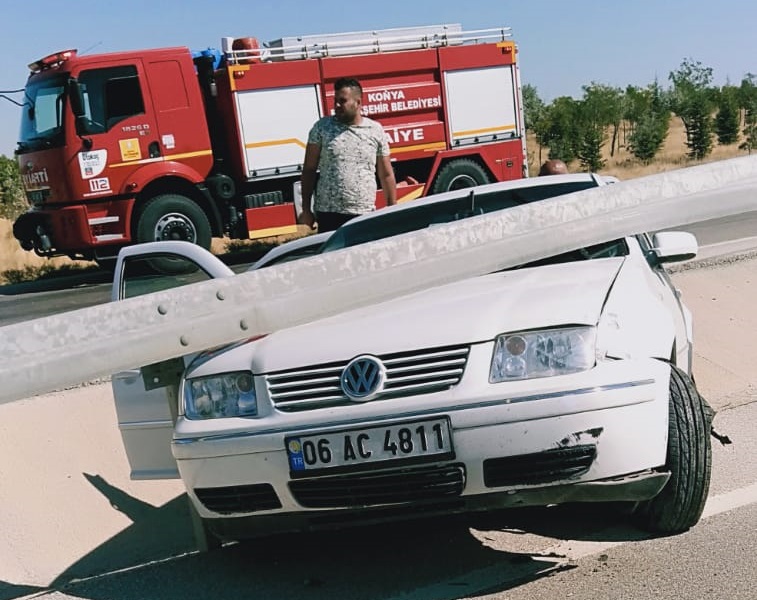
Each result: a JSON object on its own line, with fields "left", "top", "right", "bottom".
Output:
{"left": 316, "top": 211, "right": 359, "bottom": 232}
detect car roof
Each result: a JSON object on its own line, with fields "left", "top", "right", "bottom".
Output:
{"left": 321, "top": 173, "right": 613, "bottom": 253}
{"left": 343, "top": 173, "right": 610, "bottom": 229}
{"left": 250, "top": 173, "right": 616, "bottom": 268}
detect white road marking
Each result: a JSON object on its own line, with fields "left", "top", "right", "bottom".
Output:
{"left": 701, "top": 481, "right": 757, "bottom": 519}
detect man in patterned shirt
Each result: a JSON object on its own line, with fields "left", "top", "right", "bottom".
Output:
{"left": 299, "top": 77, "right": 397, "bottom": 232}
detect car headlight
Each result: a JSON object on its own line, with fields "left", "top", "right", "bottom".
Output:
{"left": 489, "top": 326, "right": 596, "bottom": 382}
{"left": 184, "top": 371, "right": 257, "bottom": 419}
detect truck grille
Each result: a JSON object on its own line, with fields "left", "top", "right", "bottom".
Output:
{"left": 265, "top": 345, "right": 469, "bottom": 412}
{"left": 483, "top": 445, "right": 597, "bottom": 488}
{"left": 289, "top": 464, "right": 466, "bottom": 508}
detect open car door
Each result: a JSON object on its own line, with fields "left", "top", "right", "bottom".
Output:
{"left": 111, "top": 242, "right": 234, "bottom": 479}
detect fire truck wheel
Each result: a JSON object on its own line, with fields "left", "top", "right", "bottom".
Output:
{"left": 137, "top": 194, "right": 212, "bottom": 247}
{"left": 137, "top": 194, "right": 212, "bottom": 274}
{"left": 431, "top": 159, "right": 492, "bottom": 193}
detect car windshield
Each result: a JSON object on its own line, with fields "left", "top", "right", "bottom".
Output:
{"left": 321, "top": 180, "right": 600, "bottom": 252}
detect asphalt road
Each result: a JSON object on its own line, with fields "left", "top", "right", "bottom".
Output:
{"left": 2, "top": 388, "right": 754, "bottom": 600}
{"left": 0, "top": 213, "right": 757, "bottom": 600}
{"left": 1, "top": 221, "right": 756, "bottom": 599}
{"left": 674, "top": 208, "right": 757, "bottom": 245}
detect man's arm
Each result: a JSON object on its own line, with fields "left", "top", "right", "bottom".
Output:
{"left": 377, "top": 155, "right": 397, "bottom": 206}
{"left": 299, "top": 142, "right": 321, "bottom": 228}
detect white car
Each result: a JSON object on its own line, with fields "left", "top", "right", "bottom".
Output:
{"left": 111, "top": 173, "right": 712, "bottom": 551}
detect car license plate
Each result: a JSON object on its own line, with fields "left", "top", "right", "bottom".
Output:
{"left": 27, "top": 189, "right": 47, "bottom": 205}
{"left": 286, "top": 417, "right": 453, "bottom": 475}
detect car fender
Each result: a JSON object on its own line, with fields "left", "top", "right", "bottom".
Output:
{"left": 597, "top": 259, "right": 676, "bottom": 362}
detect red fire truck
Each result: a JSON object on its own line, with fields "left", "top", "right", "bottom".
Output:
{"left": 13, "top": 24, "right": 527, "bottom": 269}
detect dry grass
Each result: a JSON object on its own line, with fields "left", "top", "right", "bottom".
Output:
{"left": 0, "top": 219, "right": 94, "bottom": 284}
{"left": 1, "top": 117, "right": 749, "bottom": 284}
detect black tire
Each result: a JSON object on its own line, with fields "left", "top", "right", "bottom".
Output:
{"left": 633, "top": 364, "right": 712, "bottom": 534}
{"left": 136, "top": 194, "right": 212, "bottom": 274}
{"left": 431, "top": 159, "right": 493, "bottom": 194}
{"left": 207, "top": 174, "right": 236, "bottom": 201}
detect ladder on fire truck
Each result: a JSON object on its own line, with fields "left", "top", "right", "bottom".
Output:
{"left": 225, "top": 24, "right": 513, "bottom": 63}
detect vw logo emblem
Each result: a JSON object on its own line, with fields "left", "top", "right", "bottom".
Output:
{"left": 341, "top": 355, "right": 385, "bottom": 401}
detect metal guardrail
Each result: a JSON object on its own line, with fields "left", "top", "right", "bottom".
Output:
{"left": 2, "top": 155, "right": 757, "bottom": 405}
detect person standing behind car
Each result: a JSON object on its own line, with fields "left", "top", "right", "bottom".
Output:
{"left": 299, "top": 77, "right": 397, "bottom": 232}
{"left": 538, "top": 159, "right": 569, "bottom": 176}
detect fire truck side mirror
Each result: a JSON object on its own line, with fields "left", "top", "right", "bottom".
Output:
{"left": 68, "top": 78, "right": 85, "bottom": 119}
{"left": 74, "top": 116, "right": 93, "bottom": 148}
{"left": 67, "top": 78, "right": 93, "bottom": 147}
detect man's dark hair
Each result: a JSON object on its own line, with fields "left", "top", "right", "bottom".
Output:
{"left": 538, "top": 159, "right": 568, "bottom": 176}
{"left": 334, "top": 77, "right": 362, "bottom": 97}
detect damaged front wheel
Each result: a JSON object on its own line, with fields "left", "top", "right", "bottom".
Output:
{"left": 633, "top": 364, "right": 713, "bottom": 534}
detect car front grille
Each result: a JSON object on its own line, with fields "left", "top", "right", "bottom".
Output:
{"left": 289, "top": 463, "right": 466, "bottom": 508}
{"left": 265, "top": 345, "right": 469, "bottom": 412}
{"left": 194, "top": 483, "right": 282, "bottom": 514}
{"left": 483, "top": 445, "right": 597, "bottom": 488}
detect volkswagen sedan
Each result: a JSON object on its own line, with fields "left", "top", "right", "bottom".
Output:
{"left": 111, "top": 173, "right": 712, "bottom": 550}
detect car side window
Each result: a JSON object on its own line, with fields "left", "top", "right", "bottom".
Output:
{"left": 323, "top": 180, "right": 604, "bottom": 253}
{"left": 119, "top": 255, "right": 213, "bottom": 300}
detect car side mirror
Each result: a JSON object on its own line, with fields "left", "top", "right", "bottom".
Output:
{"left": 651, "top": 231, "right": 698, "bottom": 264}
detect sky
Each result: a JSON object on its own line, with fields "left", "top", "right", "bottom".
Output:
{"left": 1, "top": 0, "right": 755, "bottom": 157}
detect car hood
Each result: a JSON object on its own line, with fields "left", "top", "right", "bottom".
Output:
{"left": 188, "top": 258, "right": 625, "bottom": 376}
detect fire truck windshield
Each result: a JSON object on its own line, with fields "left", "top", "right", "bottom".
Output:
{"left": 18, "top": 74, "right": 67, "bottom": 153}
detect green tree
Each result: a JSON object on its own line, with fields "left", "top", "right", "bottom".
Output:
{"left": 539, "top": 96, "right": 582, "bottom": 164}
{"left": 576, "top": 123, "right": 604, "bottom": 171}
{"left": 581, "top": 83, "right": 623, "bottom": 156}
{"left": 570, "top": 83, "right": 627, "bottom": 171}
{"left": 0, "top": 155, "right": 25, "bottom": 220}
{"left": 686, "top": 96, "right": 714, "bottom": 158}
{"left": 627, "top": 81, "right": 670, "bottom": 163}
{"left": 623, "top": 85, "right": 648, "bottom": 125}
{"left": 622, "top": 85, "right": 647, "bottom": 148}
{"left": 714, "top": 86, "right": 740, "bottom": 145}
{"left": 669, "top": 58, "right": 715, "bottom": 159}
{"left": 521, "top": 83, "right": 545, "bottom": 132}
{"left": 739, "top": 75, "right": 757, "bottom": 153}
{"left": 628, "top": 111, "right": 668, "bottom": 163}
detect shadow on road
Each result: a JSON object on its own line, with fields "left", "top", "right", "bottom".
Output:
{"left": 0, "top": 473, "right": 660, "bottom": 600}
{"left": 0, "top": 582, "right": 43, "bottom": 600}
{"left": 469, "top": 502, "right": 654, "bottom": 545}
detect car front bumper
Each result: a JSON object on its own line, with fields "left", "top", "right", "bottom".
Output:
{"left": 173, "top": 357, "right": 672, "bottom": 536}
